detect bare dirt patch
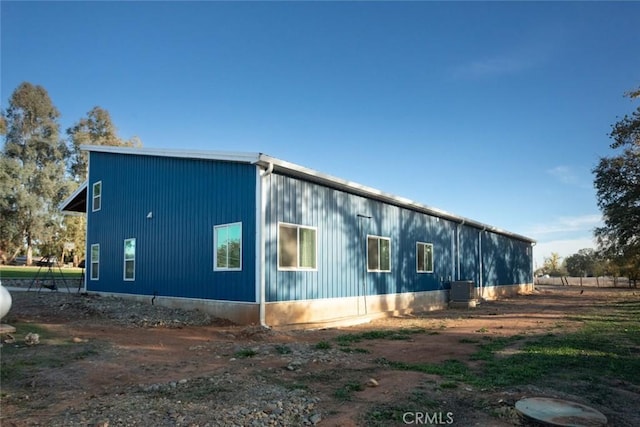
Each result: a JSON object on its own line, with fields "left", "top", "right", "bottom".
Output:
{"left": 1, "top": 285, "right": 638, "bottom": 426}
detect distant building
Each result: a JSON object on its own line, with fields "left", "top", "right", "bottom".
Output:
{"left": 61, "top": 145, "right": 535, "bottom": 326}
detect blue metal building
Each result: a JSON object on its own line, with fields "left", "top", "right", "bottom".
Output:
{"left": 61, "top": 146, "right": 535, "bottom": 326}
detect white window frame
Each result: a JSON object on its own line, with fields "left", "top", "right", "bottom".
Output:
{"left": 123, "top": 238, "right": 136, "bottom": 281}
{"left": 416, "top": 242, "right": 434, "bottom": 273}
{"left": 213, "top": 222, "right": 243, "bottom": 271}
{"left": 90, "top": 244, "right": 100, "bottom": 280}
{"left": 277, "top": 222, "right": 318, "bottom": 271}
{"left": 367, "top": 235, "right": 391, "bottom": 273}
{"left": 92, "top": 181, "right": 102, "bottom": 212}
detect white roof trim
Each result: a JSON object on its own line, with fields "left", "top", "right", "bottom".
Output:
{"left": 79, "top": 145, "right": 261, "bottom": 163}
{"left": 79, "top": 145, "right": 535, "bottom": 243}
{"left": 256, "top": 154, "right": 536, "bottom": 243}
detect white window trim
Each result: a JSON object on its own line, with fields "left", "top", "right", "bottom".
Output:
{"left": 123, "top": 238, "right": 136, "bottom": 281}
{"left": 90, "top": 243, "right": 100, "bottom": 280}
{"left": 277, "top": 222, "right": 318, "bottom": 271}
{"left": 213, "top": 222, "right": 243, "bottom": 271}
{"left": 416, "top": 242, "right": 434, "bottom": 274}
{"left": 367, "top": 234, "right": 391, "bottom": 273}
{"left": 92, "top": 181, "right": 102, "bottom": 212}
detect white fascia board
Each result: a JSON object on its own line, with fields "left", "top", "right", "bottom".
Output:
{"left": 59, "top": 181, "right": 88, "bottom": 212}
{"left": 80, "top": 145, "right": 261, "bottom": 163}
{"left": 255, "top": 154, "right": 536, "bottom": 244}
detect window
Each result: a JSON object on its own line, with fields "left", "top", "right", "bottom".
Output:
{"left": 214, "top": 223, "right": 242, "bottom": 270}
{"left": 92, "top": 181, "right": 102, "bottom": 212}
{"left": 367, "top": 235, "right": 391, "bottom": 272}
{"left": 416, "top": 242, "right": 434, "bottom": 273}
{"left": 90, "top": 244, "right": 100, "bottom": 280}
{"left": 278, "top": 223, "right": 317, "bottom": 270}
{"left": 124, "top": 238, "right": 136, "bottom": 281}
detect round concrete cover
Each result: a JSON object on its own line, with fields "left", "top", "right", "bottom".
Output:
{"left": 515, "top": 397, "right": 607, "bottom": 427}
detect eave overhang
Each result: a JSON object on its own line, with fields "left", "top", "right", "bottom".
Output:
{"left": 255, "top": 154, "right": 536, "bottom": 244}
{"left": 60, "top": 181, "right": 87, "bottom": 215}
{"left": 74, "top": 145, "right": 536, "bottom": 244}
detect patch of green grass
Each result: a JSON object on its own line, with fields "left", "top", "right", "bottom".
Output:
{"left": 1, "top": 325, "right": 102, "bottom": 383}
{"left": 475, "top": 327, "right": 489, "bottom": 333}
{"left": 314, "top": 341, "right": 331, "bottom": 350}
{"left": 363, "top": 389, "right": 440, "bottom": 426}
{"left": 470, "top": 335, "right": 524, "bottom": 361}
{"left": 0, "top": 265, "right": 83, "bottom": 279}
{"left": 283, "top": 382, "right": 309, "bottom": 391}
{"left": 233, "top": 348, "right": 257, "bottom": 358}
{"left": 8, "top": 322, "right": 56, "bottom": 341}
{"left": 376, "top": 357, "right": 474, "bottom": 383}
{"left": 439, "top": 381, "right": 458, "bottom": 389}
{"left": 333, "top": 381, "right": 364, "bottom": 401}
{"left": 255, "top": 371, "right": 309, "bottom": 393}
{"left": 334, "top": 328, "right": 426, "bottom": 345}
{"left": 340, "top": 347, "right": 371, "bottom": 354}
{"left": 274, "top": 344, "right": 292, "bottom": 355}
{"left": 476, "top": 302, "right": 640, "bottom": 389}
{"left": 376, "top": 297, "right": 640, "bottom": 392}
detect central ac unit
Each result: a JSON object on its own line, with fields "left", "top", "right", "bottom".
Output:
{"left": 450, "top": 280, "right": 476, "bottom": 302}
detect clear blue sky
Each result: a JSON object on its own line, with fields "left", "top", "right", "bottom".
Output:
{"left": 2, "top": 1, "right": 639, "bottom": 269}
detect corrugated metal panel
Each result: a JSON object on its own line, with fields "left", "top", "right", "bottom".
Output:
{"left": 458, "top": 225, "right": 479, "bottom": 284}
{"left": 482, "top": 231, "right": 532, "bottom": 287}
{"left": 257, "top": 154, "right": 535, "bottom": 244}
{"left": 265, "top": 173, "right": 460, "bottom": 302}
{"left": 86, "top": 152, "right": 256, "bottom": 302}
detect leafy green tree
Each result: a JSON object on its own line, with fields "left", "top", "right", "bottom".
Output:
{"left": 67, "top": 106, "right": 141, "bottom": 182}
{"left": 64, "top": 107, "right": 141, "bottom": 265}
{"left": 542, "top": 252, "right": 565, "bottom": 276}
{"left": 61, "top": 216, "right": 86, "bottom": 265}
{"left": 1, "top": 82, "right": 70, "bottom": 265}
{"left": 593, "top": 88, "right": 640, "bottom": 284}
{"left": 0, "top": 168, "right": 23, "bottom": 263}
{"left": 564, "top": 248, "right": 597, "bottom": 277}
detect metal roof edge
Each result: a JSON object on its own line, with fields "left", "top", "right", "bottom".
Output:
{"left": 59, "top": 180, "right": 87, "bottom": 213}
{"left": 256, "top": 154, "right": 536, "bottom": 244}
{"left": 69, "top": 147, "right": 534, "bottom": 243}
{"left": 80, "top": 145, "right": 261, "bottom": 163}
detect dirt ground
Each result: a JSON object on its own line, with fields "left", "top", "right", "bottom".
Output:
{"left": 1, "top": 285, "right": 638, "bottom": 426}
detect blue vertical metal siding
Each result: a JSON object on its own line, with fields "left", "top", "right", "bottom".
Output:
{"left": 86, "top": 152, "right": 256, "bottom": 302}
{"left": 265, "top": 173, "right": 470, "bottom": 303}
{"left": 458, "top": 225, "right": 479, "bottom": 283}
{"left": 482, "top": 231, "right": 532, "bottom": 287}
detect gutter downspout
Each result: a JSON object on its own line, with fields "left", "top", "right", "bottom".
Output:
{"left": 456, "top": 220, "right": 465, "bottom": 281}
{"left": 531, "top": 242, "right": 537, "bottom": 289}
{"left": 257, "top": 162, "right": 273, "bottom": 328}
{"left": 84, "top": 155, "right": 91, "bottom": 293}
{"left": 479, "top": 227, "right": 486, "bottom": 301}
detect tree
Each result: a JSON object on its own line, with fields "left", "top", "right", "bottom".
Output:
{"left": 64, "top": 107, "right": 141, "bottom": 265}
{"left": 564, "top": 248, "right": 597, "bottom": 277}
{"left": 67, "top": 106, "right": 141, "bottom": 182}
{"left": 593, "top": 88, "right": 640, "bottom": 284}
{"left": 542, "top": 252, "right": 564, "bottom": 276}
{"left": 1, "top": 82, "right": 70, "bottom": 265}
